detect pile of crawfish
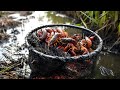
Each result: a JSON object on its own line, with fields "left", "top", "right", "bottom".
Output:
{"left": 32, "top": 28, "right": 95, "bottom": 79}
{"left": 36, "top": 28, "right": 94, "bottom": 57}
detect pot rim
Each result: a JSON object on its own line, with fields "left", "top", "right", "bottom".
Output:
{"left": 25, "top": 24, "right": 103, "bottom": 62}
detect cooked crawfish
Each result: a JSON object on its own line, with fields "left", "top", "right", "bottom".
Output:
{"left": 80, "top": 36, "right": 92, "bottom": 49}
{"left": 56, "top": 28, "right": 68, "bottom": 37}
{"left": 46, "top": 28, "right": 54, "bottom": 34}
{"left": 46, "top": 28, "right": 56, "bottom": 36}
{"left": 48, "top": 33, "right": 62, "bottom": 47}
{"left": 37, "top": 29, "right": 47, "bottom": 41}
{"left": 85, "top": 36, "right": 92, "bottom": 49}
{"left": 68, "top": 48, "right": 77, "bottom": 56}
{"left": 45, "top": 33, "right": 53, "bottom": 44}
{"left": 60, "top": 38, "right": 77, "bottom": 46}
{"left": 89, "top": 36, "right": 95, "bottom": 41}
{"left": 56, "top": 45, "right": 65, "bottom": 50}
{"left": 71, "top": 34, "right": 82, "bottom": 41}
{"left": 76, "top": 42, "right": 89, "bottom": 55}
{"left": 64, "top": 43, "right": 77, "bottom": 56}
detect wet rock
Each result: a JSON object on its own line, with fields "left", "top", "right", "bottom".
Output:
{"left": 11, "top": 29, "right": 20, "bottom": 35}
{"left": 11, "top": 35, "right": 17, "bottom": 42}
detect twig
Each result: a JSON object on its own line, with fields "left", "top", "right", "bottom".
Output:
{"left": 80, "top": 11, "right": 98, "bottom": 24}
{"left": 95, "top": 22, "right": 114, "bottom": 33}
{"left": 108, "top": 37, "right": 120, "bottom": 51}
{"left": 80, "top": 16, "right": 88, "bottom": 29}
{"left": 99, "top": 11, "right": 109, "bottom": 19}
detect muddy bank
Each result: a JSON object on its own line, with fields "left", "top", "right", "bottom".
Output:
{"left": 0, "top": 16, "right": 21, "bottom": 43}
{"left": 0, "top": 11, "right": 34, "bottom": 79}
{"left": 0, "top": 17, "right": 22, "bottom": 29}
{"left": 0, "top": 11, "right": 34, "bottom": 43}
{"left": 0, "top": 11, "right": 30, "bottom": 32}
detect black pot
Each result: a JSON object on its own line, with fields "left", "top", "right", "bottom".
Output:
{"left": 25, "top": 24, "right": 103, "bottom": 76}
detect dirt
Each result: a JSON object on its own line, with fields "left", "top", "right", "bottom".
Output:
{"left": 0, "top": 11, "right": 33, "bottom": 43}
{"left": 0, "top": 11, "right": 33, "bottom": 79}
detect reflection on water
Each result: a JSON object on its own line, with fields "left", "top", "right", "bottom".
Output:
{"left": 92, "top": 52, "right": 120, "bottom": 79}
{"left": 0, "top": 11, "right": 120, "bottom": 79}
{"left": 46, "top": 11, "right": 73, "bottom": 24}
{"left": 99, "top": 66, "right": 114, "bottom": 76}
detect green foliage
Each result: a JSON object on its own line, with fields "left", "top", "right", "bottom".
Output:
{"left": 75, "top": 23, "right": 81, "bottom": 26}
{"left": 68, "top": 11, "right": 120, "bottom": 36}
{"left": 118, "top": 23, "right": 120, "bottom": 35}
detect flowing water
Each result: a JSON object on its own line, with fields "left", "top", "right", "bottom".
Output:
{"left": 0, "top": 11, "right": 120, "bottom": 79}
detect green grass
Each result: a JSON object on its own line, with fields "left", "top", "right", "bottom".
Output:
{"left": 64, "top": 11, "right": 120, "bottom": 37}
{"left": 58, "top": 11, "right": 120, "bottom": 48}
